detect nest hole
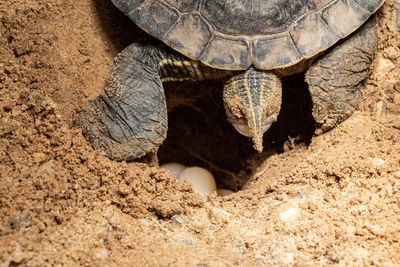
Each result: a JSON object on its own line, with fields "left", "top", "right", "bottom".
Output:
{"left": 158, "top": 73, "right": 316, "bottom": 191}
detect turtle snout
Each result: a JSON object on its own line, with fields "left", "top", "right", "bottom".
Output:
{"left": 231, "top": 116, "right": 275, "bottom": 138}
{"left": 223, "top": 69, "right": 282, "bottom": 152}
{"left": 231, "top": 118, "right": 252, "bottom": 137}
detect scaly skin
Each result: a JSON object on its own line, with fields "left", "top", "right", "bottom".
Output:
{"left": 306, "top": 18, "right": 377, "bottom": 134}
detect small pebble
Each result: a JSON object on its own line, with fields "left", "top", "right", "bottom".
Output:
{"left": 376, "top": 55, "right": 395, "bottom": 73}
{"left": 369, "top": 157, "right": 385, "bottom": 168}
{"left": 386, "top": 184, "right": 393, "bottom": 196}
{"left": 137, "top": 218, "right": 154, "bottom": 227}
{"left": 367, "top": 224, "right": 386, "bottom": 237}
{"left": 37, "top": 222, "right": 46, "bottom": 233}
{"left": 375, "top": 100, "right": 387, "bottom": 117}
{"left": 171, "top": 214, "right": 190, "bottom": 225}
{"left": 279, "top": 205, "right": 300, "bottom": 222}
{"left": 178, "top": 167, "right": 217, "bottom": 195}
{"left": 282, "top": 253, "right": 295, "bottom": 265}
{"left": 94, "top": 248, "right": 109, "bottom": 260}
{"left": 160, "top": 162, "right": 186, "bottom": 179}
{"left": 209, "top": 207, "right": 232, "bottom": 219}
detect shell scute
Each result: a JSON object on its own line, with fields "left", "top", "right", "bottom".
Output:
{"left": 130, "top": 0, "right": 179, "bottom": 38}
{"left": 321, "top": 0, "right": 371, "bottom": 38}
{"left": 290, "top": 12, "right": 339, "bottom": 58}
{"left": 113, "top": 0, "right": 384, "bottom": 70}
{"left": 164, "top": 14, "right": 212, "bottom": 59}
{"left": 253, "top": 34, "right": 302, "bottom": 69}
{"left": 200, "top": 35, "right": 250, "bottom": 69}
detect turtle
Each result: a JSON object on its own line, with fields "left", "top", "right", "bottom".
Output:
{"left": 78, "top": 0, "right": 384, "bottom": 161}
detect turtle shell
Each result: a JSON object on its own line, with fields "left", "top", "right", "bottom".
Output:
{"left": 111, "top": 0, "right": 384, "bottom": 70}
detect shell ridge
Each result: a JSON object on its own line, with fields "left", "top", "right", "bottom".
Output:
{"left": 127, "top": 0, "right": 148, "bottom": 16}
{"left": 287, "top": 31, "right": 304, "bottom": 61}
{"left": 317, "top": 12, "right": 342, "bottom": 39}
{"left": 194, "top": 10, "right": 216, "bottom": 60}
{"left": 199, "top": 0, "right": 205, "bottom": 12}
{"left": 153, "top": 1, "right": 181, "bottom": 39}
{"left": 348, "top": 0, "right": 381, "bottom": 13}
{"left": 162, "top": 12, "right": 182, "bottom": 39}
{"left": 197, "top": 33, "right": 216, "bottom": 62}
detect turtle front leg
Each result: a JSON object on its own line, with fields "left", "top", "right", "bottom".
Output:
{"left": 78, "top": 42, "right": 171, "bottom": 161}
{"left": 305, "top": 19, "right": 377, "bottom": 134}
{"left": 78, "top": 41, "right": 231, "bottom": 161}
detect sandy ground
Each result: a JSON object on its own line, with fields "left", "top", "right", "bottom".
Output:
{"left": 1, "top": 0, "right": 399, "bottom": 266}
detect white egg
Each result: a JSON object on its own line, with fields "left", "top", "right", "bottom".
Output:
{"left": 217, "top": 188, "right": 234, "bottom": 196}
{"left": 178, "top": 167, "right": 217, "bottom": 195}
{"left": 160, "top": 162, "right": 186, "bottom": 179}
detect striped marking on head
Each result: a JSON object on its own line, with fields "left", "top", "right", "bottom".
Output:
{"left": 223, "top": 69, "right": 282, "bottom": 151}
{"left": 242, "top": 68, "right": 265, "bottom": 150}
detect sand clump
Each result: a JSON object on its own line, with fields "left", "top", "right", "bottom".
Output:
{"left": 1, "top": 0, "right": 399, "bottom": 266}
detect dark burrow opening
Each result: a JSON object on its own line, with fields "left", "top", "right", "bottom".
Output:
{"left": 158, "top": 73, "right": 316, "bottom": 191}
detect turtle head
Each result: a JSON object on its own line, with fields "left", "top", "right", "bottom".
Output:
{"left": 223, "top": 68, "right": 282, "bottom": 152}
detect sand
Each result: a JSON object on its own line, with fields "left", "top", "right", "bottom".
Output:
{"left": 0, "top": 0, "right": 399, "bottom": 266}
